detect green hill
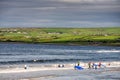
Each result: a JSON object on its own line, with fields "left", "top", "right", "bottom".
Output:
{"left": 0, "top": 27, "right": 120, "bottom": 46}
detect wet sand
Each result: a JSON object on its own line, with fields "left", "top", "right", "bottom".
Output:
{"left": 0, "top": 61, "right": 120, "bottom": 80}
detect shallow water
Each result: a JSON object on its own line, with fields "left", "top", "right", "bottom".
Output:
{"left": 0, "top": 43, "right": 120, "bottom": 65}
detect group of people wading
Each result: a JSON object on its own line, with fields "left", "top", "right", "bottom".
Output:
{"left": 88, "top": 62, "right": 102, "bottom": 69}
{"left": 75, "top": 61, "right": 105, "bottom": 70}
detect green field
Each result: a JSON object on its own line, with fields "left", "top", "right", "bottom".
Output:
{"left": 0, "top": 27, "right": 120, "bottom": 46}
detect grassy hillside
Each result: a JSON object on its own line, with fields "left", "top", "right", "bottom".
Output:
{"left": 0, "top": 27, "right": 120, "bottom": 46}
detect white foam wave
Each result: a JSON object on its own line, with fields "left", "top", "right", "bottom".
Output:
{"left": 97, "top": 50, "right": 120, "bottom": 53}
{"left": 43, "top": 49, "right": 120, "bottom": 53}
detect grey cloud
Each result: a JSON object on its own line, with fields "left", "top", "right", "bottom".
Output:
{"left": 0, "top": 0, "right": 120, "bottom": 27}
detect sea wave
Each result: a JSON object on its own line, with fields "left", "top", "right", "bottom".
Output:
{"left": 40, "top": 49, "right": 120, "bottom": 53}
{"left": 96, "top": 50, "right": 120, "bottom": 53}
{"left": 0, "top": 58, "right": 94, "bottom": 65}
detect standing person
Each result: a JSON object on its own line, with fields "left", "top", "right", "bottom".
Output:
{"left": 88, "top": 62, "right": 91, "bottom": 69}
{"left": 94, "top": 64, "right": 97, "bottom": 70}
{"left": 24, "top": 65, "right": 27, "bottom": 69}
{"left": 77, "top": 61, "right": 80, "bottom": 66}
{"left": 92, "top": 63, "right": 95, "bottom": 69}
{"left": 92, "top": 63, "right": 97, "bottom": 70}
{"left": 98, "top": 62, "right": 101, "bottom": 68}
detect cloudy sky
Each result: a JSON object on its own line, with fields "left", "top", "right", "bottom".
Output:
{"left": 0, "top": 0, "right": 120, "bottom": 28}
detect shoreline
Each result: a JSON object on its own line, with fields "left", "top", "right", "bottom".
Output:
{"left": 0, "top": 42, "right": 120, "bottom": 47}
{"left": 0, "top": 61, "right": 120, "bottom": 80}
{"left": 0, "top": 61, "right": 120, "bottom": 74}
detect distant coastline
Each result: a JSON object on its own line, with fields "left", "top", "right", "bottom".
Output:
{"left": 0, "top": 41, "right": 120, "bottom": 47}
{"left": 0, "top": 27, "right": 120, "bottom": 46}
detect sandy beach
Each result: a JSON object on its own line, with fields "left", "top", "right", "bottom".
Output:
{"left": 0, "top": 61, "right": 120, "bottom": 80}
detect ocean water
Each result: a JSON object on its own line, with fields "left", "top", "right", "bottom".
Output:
{"left": 0, "top": 43, "right": 120, "bottom": 65}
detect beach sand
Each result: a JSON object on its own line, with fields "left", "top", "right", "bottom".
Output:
{"left": 0, "top": 61, "right": 120, "bottom": 80}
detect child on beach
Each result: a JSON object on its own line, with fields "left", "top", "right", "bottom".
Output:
{"left": 24, "top": 65, "right": 28, "bottom": 69}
